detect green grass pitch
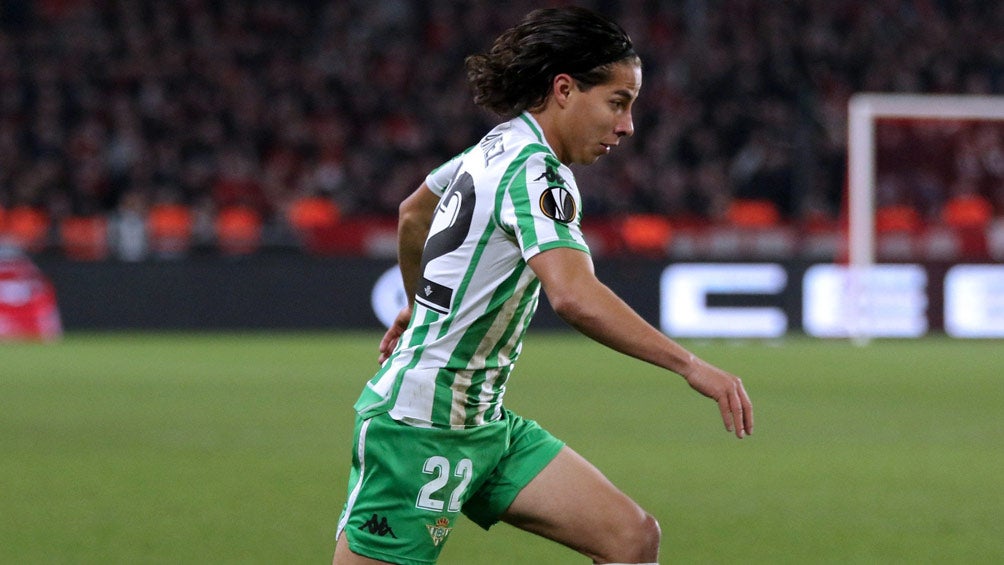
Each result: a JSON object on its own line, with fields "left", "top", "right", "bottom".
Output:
{"left": 2, "top": 332, "right": 1002, "bottom": 563}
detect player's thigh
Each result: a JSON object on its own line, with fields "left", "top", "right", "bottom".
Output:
{"left": 333, "top": 534, "right": 391, "bottom": 565}
{"left": 500, "top": 446, "right": 657, "bottom": 558}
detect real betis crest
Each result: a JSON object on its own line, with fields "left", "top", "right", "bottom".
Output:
{"left": 426, "top": 517, "right": 453, "bottom": 546}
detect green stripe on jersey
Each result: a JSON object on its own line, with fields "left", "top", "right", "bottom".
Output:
{"left": 506, "top": 145, "right": 550, "bottom": 251}
{"left": 494, "top": 144, "right": 548, "bottom": 236}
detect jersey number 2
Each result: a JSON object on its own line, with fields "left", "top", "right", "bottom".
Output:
{"left": 416, "top": 456, "right": 473, "bottom": 513}
{"left": 422, "top": 172, "right": 477, "bottom": 272}
{"left": 415, "top": 173, "right": 477, "bottom": 314}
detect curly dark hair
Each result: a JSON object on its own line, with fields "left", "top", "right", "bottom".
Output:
{"left": 465, "top": 7, "right": 638, "bottom": 119}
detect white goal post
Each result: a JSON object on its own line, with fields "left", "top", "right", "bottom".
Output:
{"left": 846, "top": 93, "right": 1004, "bottom": 340}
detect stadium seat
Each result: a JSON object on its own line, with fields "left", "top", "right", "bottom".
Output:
{"left": 620, "top": 214, "right": 672, "bottom": 255}
{"left": 287, "top": 196, "right": 341, "bottom": 252}
{"left": 147, "top": 203, "right": 193, "bottom": 258}
{"left": 215, "top": 205, "right": 262, "bottom": 256}
{"left": 59, "top": 215, "right": 109, "bottom": 261}
{"left": 3, "top": 206, "right": 50, "bottom": 253}
{"left": 875, "top": 205, "right": 921, "bottom": 233}
{"left": 726, "top": 199, "right": 781, "bottom": 228}
{"left": 288, "top": 196, "right": 340, "bottom": 232}
{"left": 941, "top": 194, "right": 992, "bottom": 229}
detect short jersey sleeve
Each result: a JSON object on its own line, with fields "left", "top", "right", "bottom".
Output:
{"left": 497, "top": 150, "right": 590, "bottom": 261}
{"left": 424, "top": 147, "right": 473, "bottom": 197}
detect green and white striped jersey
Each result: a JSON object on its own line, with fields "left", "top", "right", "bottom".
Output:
{"left": 355, "top": 112, "right": 590, "bottom": 429}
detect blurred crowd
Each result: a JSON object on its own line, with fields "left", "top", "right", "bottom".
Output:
{"left": 0, "top": 0, "right": 1002, "bottom": 256}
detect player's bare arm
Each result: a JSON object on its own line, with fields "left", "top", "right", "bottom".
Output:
{"left": 528, "top": 246, "right": 754, "bottom": 438}
{"left": 378, "top": 182, "right": 440, "bottom": 363}
{"left": 396, "top": 182, "right": 440, "bottom": 298}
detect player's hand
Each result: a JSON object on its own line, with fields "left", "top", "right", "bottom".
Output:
{"left": 378, "top": 305, "right": 412, "bottom": 364}
{"left": 682, "top": 358, "right": 754, "bottom": 439}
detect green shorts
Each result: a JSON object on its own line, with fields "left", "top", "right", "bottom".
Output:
{"left": 335, "top": 408, "right": 564, "bottom": 565}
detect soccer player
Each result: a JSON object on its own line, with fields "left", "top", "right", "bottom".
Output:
{"left": 333, "top": 7, "right": 753, "bottom": 564}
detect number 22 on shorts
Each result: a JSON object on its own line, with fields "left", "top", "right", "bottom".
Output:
{"left": 416, "top": 456, "right": 473, "bottom": 513}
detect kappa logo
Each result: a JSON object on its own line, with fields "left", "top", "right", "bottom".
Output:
{"left": 426, "top": 517, "right": 453, "bottom": 547}
{"left": 359, "top": 514, "right": 397, "bottom": 538}
{"left": 534, "top": 165, "right": 566, "bottom": 186}
{"left": 539, "top": 186, "right": 577, "bottom": 224}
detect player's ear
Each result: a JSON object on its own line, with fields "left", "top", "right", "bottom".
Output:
{"left": 552, "top": 74, "right": 575, "bottom": 108}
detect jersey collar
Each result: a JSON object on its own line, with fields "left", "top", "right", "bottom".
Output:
{"left": 517, "top": 112, "right": 563, "bottom": 163}
{"left": 517, "top": 112, "right": 544, "bottom": 143}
